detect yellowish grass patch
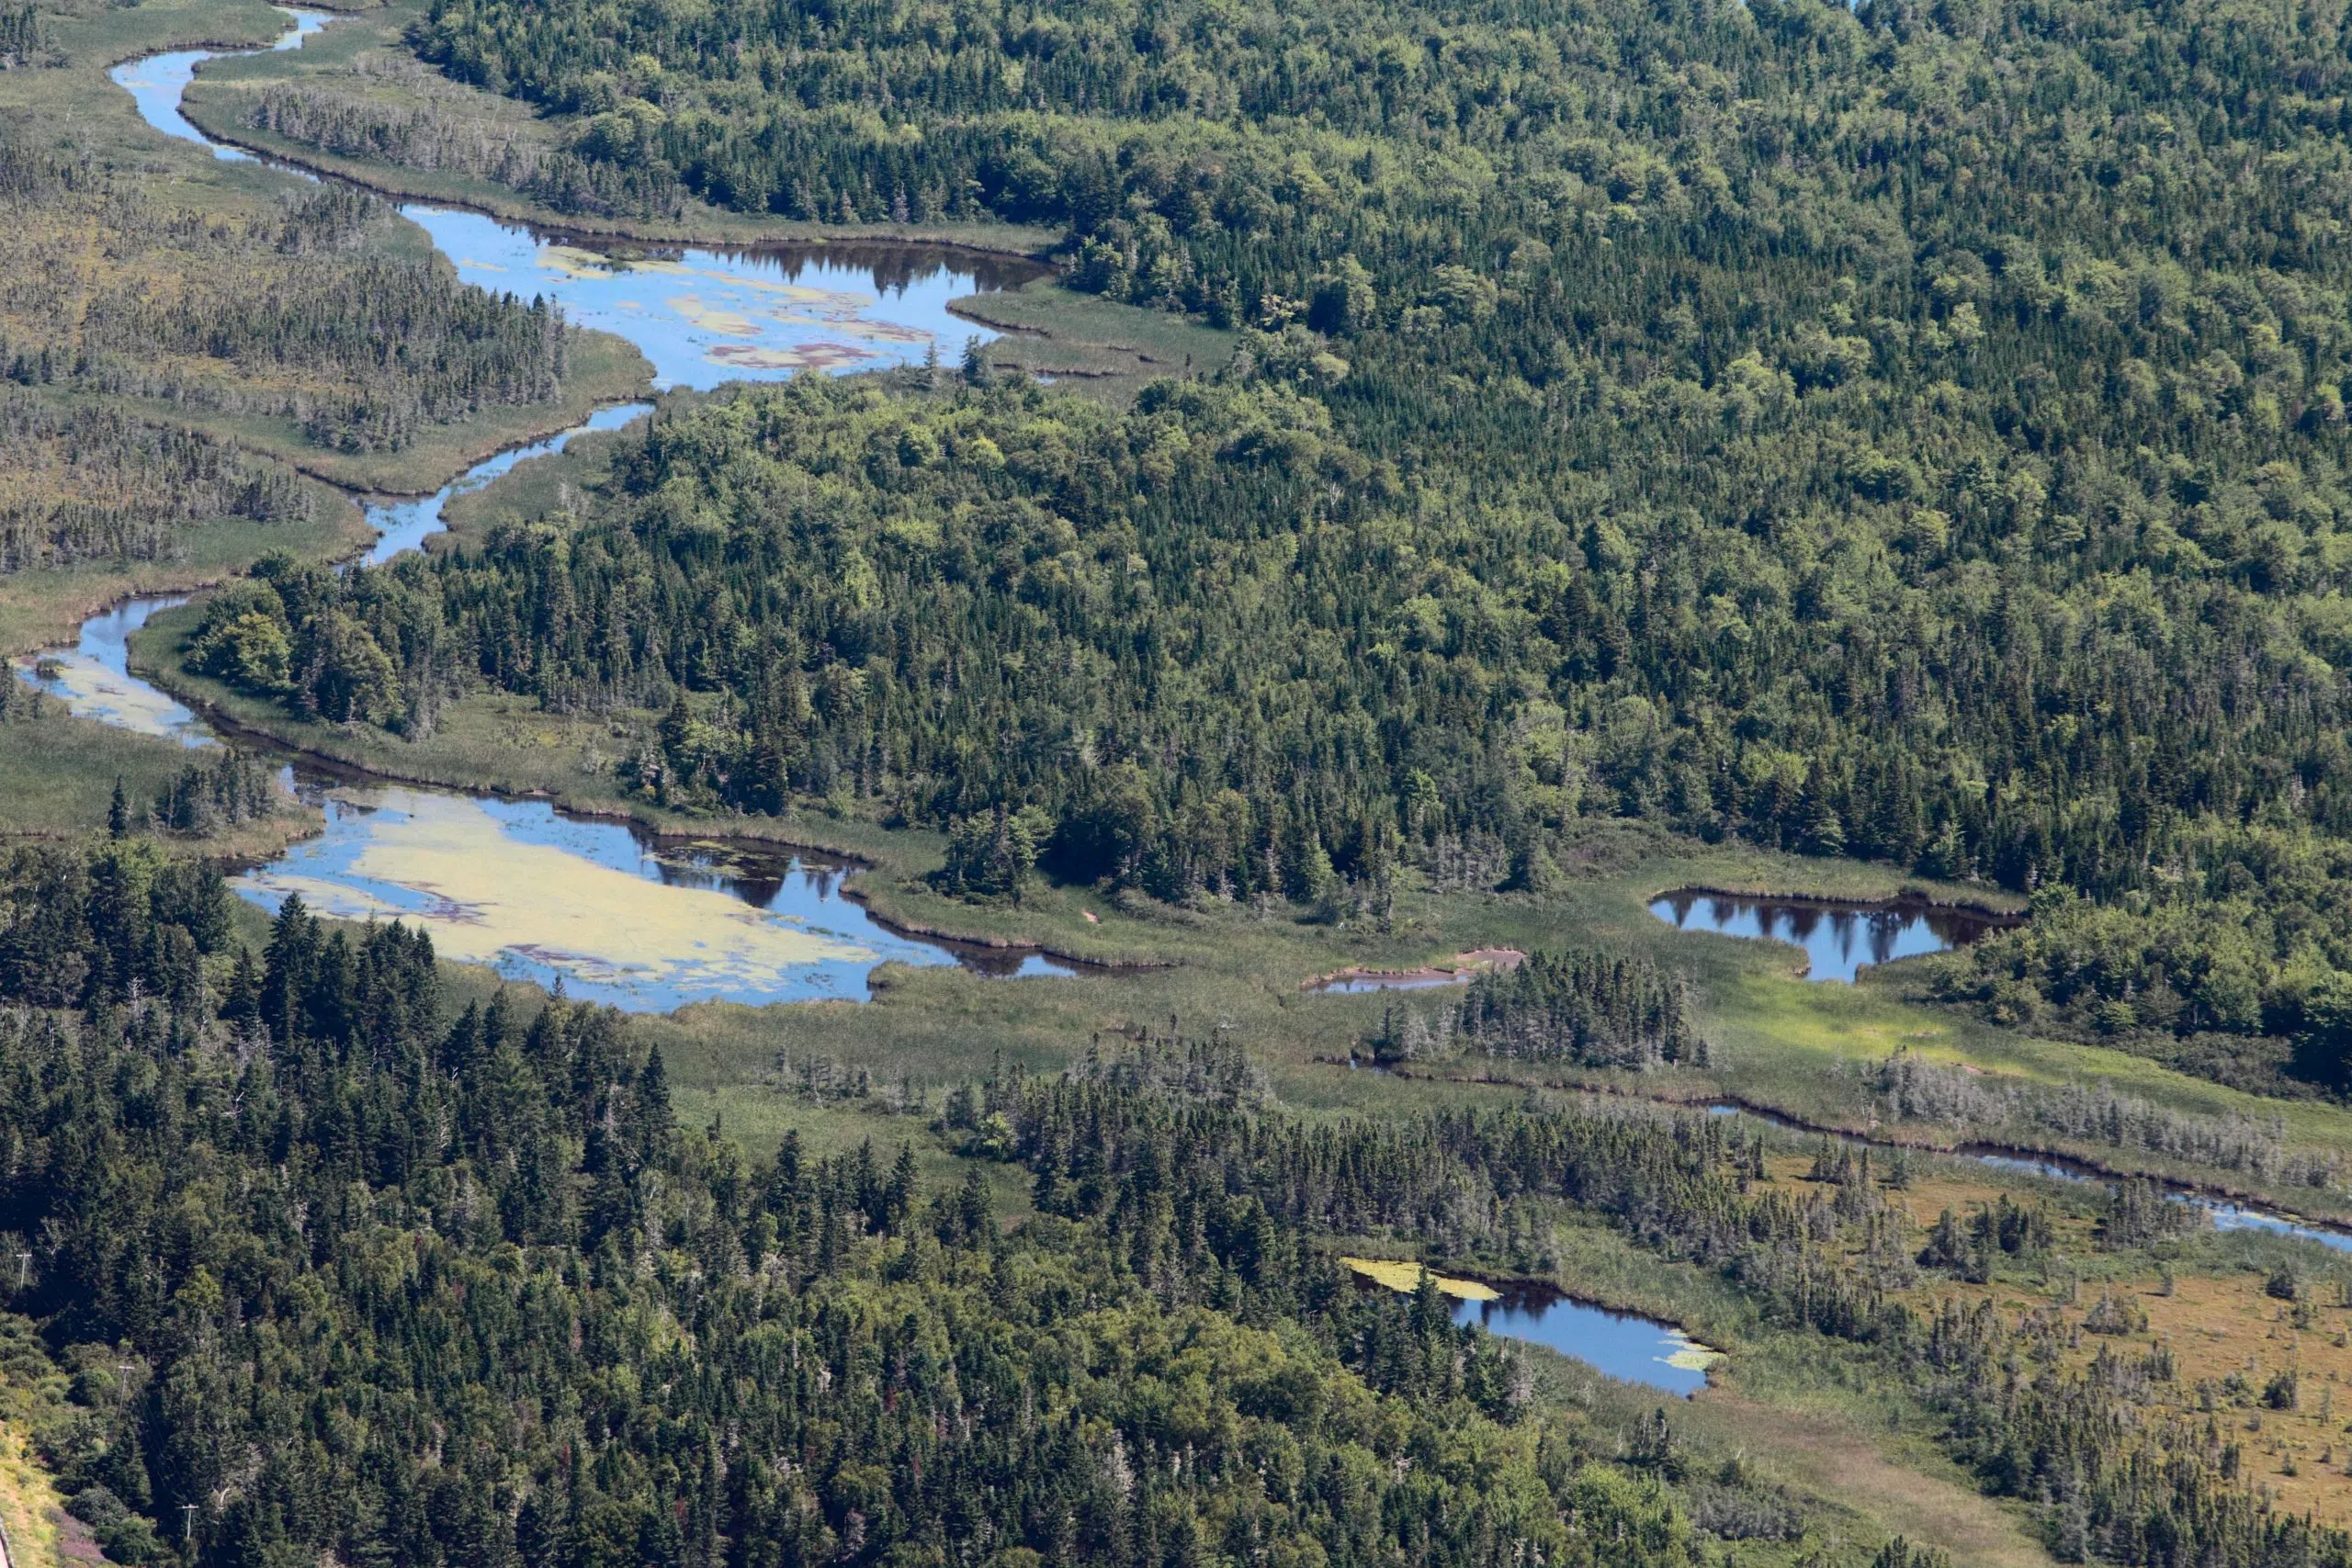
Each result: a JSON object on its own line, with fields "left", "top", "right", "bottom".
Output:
{"left": 1340, "top": 1256, "right": 1500, "bottom": 1301}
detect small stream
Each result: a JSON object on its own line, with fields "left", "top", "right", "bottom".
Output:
{"left": 1705, "top": 1104, "right": 2352, "bottom": 1255}
{"left": 14, "top": 10, "right": 1079, "bottom": 1010}
{"left": 361, "top": 400, "right": 652, "bottom": 565}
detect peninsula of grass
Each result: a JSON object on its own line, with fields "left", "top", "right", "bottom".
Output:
{"left": 0, "top": 492, "right": 367, "bottom": 660}
{"left": 86, "top": 332, "right": 655, "bottom": 498}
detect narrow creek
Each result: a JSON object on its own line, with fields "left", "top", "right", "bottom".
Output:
{"left": 15, "top": 8, "right": 1074, "bottom": 1010}
{"left": 1702, "top": 1103, "right": 2352, "bottom": 1255}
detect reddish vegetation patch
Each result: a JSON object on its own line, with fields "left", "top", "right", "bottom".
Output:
{"left": 50, "top": 1506, "right": 107, "bottom": 1565}
{"left": 707, "top": 341, "right": 871, "bottom": 371}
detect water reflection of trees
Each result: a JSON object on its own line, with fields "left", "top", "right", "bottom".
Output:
{"left": 524, "top": 229, "right": 1052, "bottom": 295}
{"left": 1654, "top": 891, "right": 2013, "bottom": 978}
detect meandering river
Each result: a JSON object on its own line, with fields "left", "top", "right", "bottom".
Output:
{"left": 15, "top": 8, "right": 1070, "bottom": 1009}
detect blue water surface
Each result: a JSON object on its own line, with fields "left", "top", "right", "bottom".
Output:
{"left": 1649, "top": 891, "right": 2005, "bottom": 982}
{"left": 107, "top": 7, "right": 334, "bottom": 156}
{"left": 1453, "top": 1290, "right": 1715, "bottom": 1396}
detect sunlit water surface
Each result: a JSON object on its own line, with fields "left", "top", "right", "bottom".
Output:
{"left": 1452, "top": 1287, "right": 1718, "bottom": 1395}
{"left": 14, "top": 20, "right": 1079, "bottom": 1010}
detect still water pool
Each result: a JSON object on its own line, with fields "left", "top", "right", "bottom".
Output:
{"left": 240, "top": 784, "right": 1078, "bottom": 1010}
{"left": 17, "top": 596, "right": 210, "bottom": 749}
{"left": 1453, "top": 1286, "right": 1719, "bottom": 1396}
{"left": 1648, "top": 890, "right": 2009, "bottom": 982}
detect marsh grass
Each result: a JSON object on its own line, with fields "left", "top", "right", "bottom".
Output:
{"left": 81, "top": 332, "right": 651, "bottom": 496}
{"left": 948, "top": 277, "right": 1241, "bottom": 399}
{"left": 0, "top": 496, "right": 365, "bottom": 659}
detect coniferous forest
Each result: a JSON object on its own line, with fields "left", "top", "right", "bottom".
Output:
{"left": 148, "top": 0, "right": 2352, "bottom": 1084}
{"left": 3, "top": 856, "right": 2349, "bottom": 1568}
{"left": 20, "top": 0, "right": 2352, "bottom": 1560}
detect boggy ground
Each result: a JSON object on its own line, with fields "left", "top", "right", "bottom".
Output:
{"left": 0, "top": 0, "right": 631, "bottom": 845}
{"left": 1791, "top": 1153, "right": 2352, "bottom": 1530}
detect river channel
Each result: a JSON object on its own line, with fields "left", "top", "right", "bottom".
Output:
{"left": 15, "top": 8, "right": 1073, "bottom": 1010}
{"left": 1704, "top": 1104, "right": 2352, "bottom": 1256}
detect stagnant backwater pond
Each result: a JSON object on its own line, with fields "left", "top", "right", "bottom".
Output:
{"left": 49, "top": 13, "right": 1736, "bottom": 1391}
{"left": 16, "top": 8, "right": 1070, "bottom": 1008}
{"left": 1453, "top": 1286, "right": 1718, "bottom": 1395}
{"left": 1648, "top": 889, "right": 2012, "bottom": 982}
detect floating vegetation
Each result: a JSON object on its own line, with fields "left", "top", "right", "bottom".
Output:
{"left": 668, "top": 293, "right": 763, "bottom": 336}
{"left": 236, "top": 785, "right": 882, "bottom": 1008}
{"left": 1340, "top": 1256, "right": 1500, "bottom": 1302}
{"left": 707, "top": 341, "right": 869, "bottom": 370}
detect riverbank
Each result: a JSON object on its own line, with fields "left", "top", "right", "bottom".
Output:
{"left": 175, "top": 0, "right": 1064, "bottom": 258}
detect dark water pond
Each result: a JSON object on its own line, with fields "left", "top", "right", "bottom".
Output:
{"left": 1649, "top": 891, "right": 2010, "bottom": 982}
{"left": 1316, "top": 974, "right": 1469, "bottom": 995}
{"left": 1347, "top": 1261, "right": 1717, "bottom": 1394}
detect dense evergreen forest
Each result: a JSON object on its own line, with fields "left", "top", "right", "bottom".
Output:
{"left": 0, "top": 845, "right": 2344, "bottom": 1566}
{"left": 1365, "top": 947, "right": 1707, "bottom": 1069}
{"left": 24, "top": 0, "right": 2352, "bottom": 1551}
{"left": 124, "top": 0, "right": 2352, "bottom": 1079}
{"left": 0, "top": 845, "right": 1717, "bottom": 1568}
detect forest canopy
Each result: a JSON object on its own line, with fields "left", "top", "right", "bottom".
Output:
{"left": 317, "top": 0, "right": 2352, "bottom": 1075}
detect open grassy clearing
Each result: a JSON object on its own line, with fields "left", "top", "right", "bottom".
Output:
{"left": 949, "top": 276, "right": 1241, "bottom": 399}
{"left": 0, "top": 704, "right": 305, "bottom": 847}
{"left": 1767, "top": 1151, "right": 2352, "bottom": 1528}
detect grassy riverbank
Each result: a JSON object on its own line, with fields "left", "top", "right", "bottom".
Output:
{"left": 0, "top": 493, "right": 365, "bottom": 660}
{"left": 165, "top": 0, "right": 1237, "bottom": 401}
{"left": 0, "top": 0, "right": 640, "bottom": 852}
